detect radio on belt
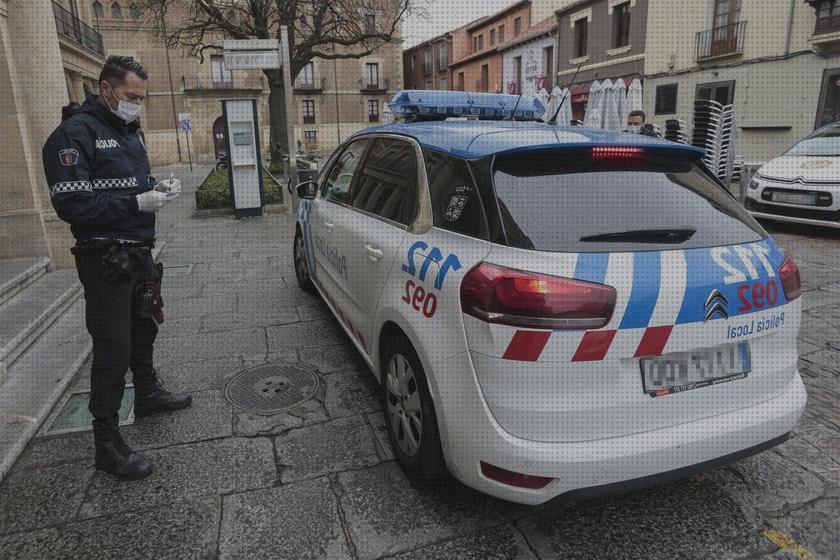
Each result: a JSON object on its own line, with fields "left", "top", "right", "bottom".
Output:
{"left": 221, "top": 99, "right": 265, "bottom": 218}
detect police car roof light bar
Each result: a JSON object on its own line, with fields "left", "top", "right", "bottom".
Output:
{"left": 388, "top": 90, "right": 546, "bottom": 122}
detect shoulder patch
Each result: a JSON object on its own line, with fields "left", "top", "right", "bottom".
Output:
{"left": 58, "top": 148, "right": 79, "bottom": 166}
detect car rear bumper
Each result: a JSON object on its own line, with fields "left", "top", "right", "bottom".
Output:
{"left": 430, "top": 352, "right": 807, "bottom": 505}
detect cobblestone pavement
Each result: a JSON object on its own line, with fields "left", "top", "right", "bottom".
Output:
{"left": 1, "top": 164, "right": 839, "bottom": 560}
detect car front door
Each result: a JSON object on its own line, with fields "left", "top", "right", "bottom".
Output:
{"left": 308, "top": 138, "right": 369, "bottom": 317}
{"left": 334, "top": 136, "right": 419, "bottom": 353}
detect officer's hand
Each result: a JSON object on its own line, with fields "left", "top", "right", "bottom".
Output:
{"left": 154, "top": 178, "right": 181, "bottom": 196}
{"left": 136, "top": 190, "right": 176, "bottom": 213}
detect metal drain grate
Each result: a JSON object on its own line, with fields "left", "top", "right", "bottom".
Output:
{"left": 224, "top": 364, "right": 319, "bottom": 412}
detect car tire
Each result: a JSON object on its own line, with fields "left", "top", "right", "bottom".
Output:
{"left": 381, "top": 334, "right": 448, "bottom": 481}
{"left": 293, "top": 228, "right": 316, "bottom": 294}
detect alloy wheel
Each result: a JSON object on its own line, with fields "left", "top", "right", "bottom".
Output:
{"left": 385, "top": 353, "right": 423, "bottom": 456}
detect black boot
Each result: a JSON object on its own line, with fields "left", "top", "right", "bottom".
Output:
{"left": 133, "top": 372, "right": 193, "bottom": 417}
{"left": 93, "top": 416, "right": 153, "bottom": 481}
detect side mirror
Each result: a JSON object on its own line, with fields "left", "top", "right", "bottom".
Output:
{"left": 296, "top": 181, "right": 317, "bottom": 200}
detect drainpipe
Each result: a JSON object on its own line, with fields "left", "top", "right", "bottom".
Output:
{"left": 784, "top": 0, "right": 796, "bottom": 55}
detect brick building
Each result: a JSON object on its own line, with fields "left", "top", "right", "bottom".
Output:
{"left": 403, "top": 32, "right": 453, "bottom": 90}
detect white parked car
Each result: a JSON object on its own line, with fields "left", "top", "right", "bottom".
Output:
{"left": 293, "top": 91, "right": 806, "bottom": 505}
{"left": 745, "top": 122, "right": 840, "bottom": 228}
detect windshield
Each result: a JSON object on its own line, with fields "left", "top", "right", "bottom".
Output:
{"left": 787, "top": 125, "right": 840, "bottom": 156}
{"left": 491, "top": 149, "right": 765, "bottom": 253}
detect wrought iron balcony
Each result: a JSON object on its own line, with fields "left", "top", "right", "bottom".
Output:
{"left": 696, "top": 21, "right": 746, "bottom": 62}
{"left": 294, "top": 77, "right": 327, "bottom": 92}
{"left": 360, "top": 78, "right": 390, "bottom": 93}
{"left": 52, "top": 2, "right": 104, "bottom": 56}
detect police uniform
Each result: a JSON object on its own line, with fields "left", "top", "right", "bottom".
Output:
{"left": 42, "top": 93, "right": 190, "bottom": 479}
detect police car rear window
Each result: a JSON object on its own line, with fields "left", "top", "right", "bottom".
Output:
{"left": 491, "top": 149, "right": 765, "bottom": 253}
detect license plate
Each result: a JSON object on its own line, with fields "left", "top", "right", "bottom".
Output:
{"left": 772, "top": 192, "right": 817, "bottom": 206}
{"left": 640, "top": 342, "right": 751, "bottom": 398}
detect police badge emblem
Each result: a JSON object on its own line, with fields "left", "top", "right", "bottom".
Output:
{"left": 59, "top": 148, "right": 79, "bottom": 166}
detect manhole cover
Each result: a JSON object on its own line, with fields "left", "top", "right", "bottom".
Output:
{"left": 224, "top": 364, "right": 319, "bottom": 412}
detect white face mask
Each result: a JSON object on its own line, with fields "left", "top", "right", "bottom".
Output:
{"left": 105, "top": 83, "right": 141, "bottom": 123}
{"left": 626, "top": 125, "right": 642, "bottom": 134}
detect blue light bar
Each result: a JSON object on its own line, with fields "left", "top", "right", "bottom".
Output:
{"left": 388, "top": 90, "right": 545, "bottom": 121}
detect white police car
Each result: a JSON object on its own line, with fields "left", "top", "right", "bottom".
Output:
{"left": 745, "top": 122, "right": 840, "bottom": 229}
{"left": 293, "top": 90, "right": 806, "bottom": 505}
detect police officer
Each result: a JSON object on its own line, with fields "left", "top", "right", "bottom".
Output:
{"left": 625, "top": 110, "right": 661, "bottom": 137}
{"left": 42, "top": 56, "right": 192, "bottom": 480}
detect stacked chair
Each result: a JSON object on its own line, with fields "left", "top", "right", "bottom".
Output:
{"left": 664, "top": 119, "right": 690, "bottom": 144}
{"left": 691, "top": 100, "right": 736, "bottom": 183}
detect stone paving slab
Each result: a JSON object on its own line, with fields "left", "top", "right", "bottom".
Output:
{"left": 201, "top": 305, "right": 300, "bottom": 332}
{"left": 265, "top": 318, "right": 349, "bottom": 352}
{"left": 767, "top": 498, "right": 840, "bottom": 560}
{"left": 154, "top": 327, "right": 267, "bottom": 363}
{"left": 367, "top": 412, "right": 397, "bottom": 461}
{"left": 388, "top": 525, "right": 538, "bottom": 560}
{"left": 219, "top": 478, "right": 351, "bottom": 560}
{"left": 0, "top": 497, "right": 221, "bottom": 560}
{"left": 337, "top": 462, "right": 523, "bottom": 560}
{"left": 299, "top": 342, "right": 368, "bottom": 374}
{"left": 275, "top": 415, "right": 380, "bottom": 483}
{"left": 516, "top": 477, "right": 769, "bottom": 560}
{"left": 79, "top": 437, "right": 275, "bottom": 519}
{"left": 0, "top": 460, "right": 93, "bottom": 535}
{"left": 323, "top": 369, "right": 381, "bottom": 420}
{"left": 15, "top": 431, "right": 94, "bottom": 470}
{"left": 155, "top": 355, "right": 245, "bottom": 393}
{"left": 121, "top": 389, "right": 233, "bottom": 450}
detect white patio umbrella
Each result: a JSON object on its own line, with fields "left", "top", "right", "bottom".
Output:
{"left": 602, "top": 79, "right": 623, "bottom": 131}
{"left": 540, "top": 86, "right": 560, "bottom": 123}
{"left": 626, "top": 78, "right": 643, "bottom": 115}
{"left": 583, "top": 80, "right": 603, "bottom": 128}
{"left": 536, "top": 87, "right": 551, "bottom": 121}
{"left": 553, "top": 86, "right": 573, "bottom": 125}
{"left": 617, "top": 79, "right": 628, "bottom": 126}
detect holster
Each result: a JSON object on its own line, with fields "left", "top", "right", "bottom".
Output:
{"left": 135, "top": 262, "right": 164, "bottom": 324}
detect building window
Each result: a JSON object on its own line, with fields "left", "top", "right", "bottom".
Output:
{"left": 514, "top": 56, "right": 522, "bottom": 94}
{"left": 613, "top": 2, "right": 631, "bottom": 48}
{"left": 424, "top": 50, "right": 432, "bottom": 74}
{"left": 816, "top": 67, "right": 840, "bottom": 127}
{"left": 111, "top": 2, "right": 121, "bottom": 18}
{"left": 129, "top": 3, "right": 140, "bottom": 19}
{"left": 440, "top": 78, "right": 449, "bottom": 91}
{"left": 655, "top": 84, "right": 678, "bottom": 114}
{"left": 457, "top": 72, "right": 465, "bottom": 91}
{"left": 297, "top": 62, "right": 314, "bottom": 88}
{"left": 574, "top": 18, "right": 588, "bottom": 58}
{"left": 499, "top": 24, "right": 505, "bottom": 42}
{"left": 304, "top": 130, "right": 317, "bottom": 146}
{"left": 211, "top": 55, "right": 232, "bottom": 86}
{"left": 490, "top": 29, "right": 496, "bottom": 45}
{"left": 439, "top": 44, "right": 448, "bottom": 69}
{"left": 481, "top": 64, "right": 489, "bottom": 92}
{"left": 816, "top": 0, "right": 840, "bottom": 33}
{"left": 93, "top": 1, "right": 103, "bottom": 18}
{"left": 365, "top": 63, "right": 379, "bottom": 88}
{"left": 365, "top": 13, "right": 376, "bottom": 34}
{"left": 514, "top": 17, "right": 522, "bottom": 35}
{"left": 477, "top": 34, "right": 484, "bottom": 50}
{"left": 303, "top": 100, "right": 315, "bottom": 124}
{"left": 695, "top": 80, "right": 735, "bottom": 106}
{"left": 369, "top": 100, "right": 380, "bottom": 122}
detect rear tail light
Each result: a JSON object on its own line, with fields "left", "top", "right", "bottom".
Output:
{"left": 779, "top": 250, "right": 801, "bottom": 301}
{"left": 460, "top": 262, "right": 616, "bottom": 330}
{"left": 480, "top": 461, "right": 553, "bottom": 489}
{"left": 591, "top": 146, "right": 644, "bottom": 159}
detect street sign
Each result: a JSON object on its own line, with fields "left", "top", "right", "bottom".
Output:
{"left": 223, "top": 39, "right": 279, "bottom": 51}
{"left": 178, "top": 113, "right": 192, "bottom": 132}
{"left": 223, "top": 50, "right": 280, "bottom": 70}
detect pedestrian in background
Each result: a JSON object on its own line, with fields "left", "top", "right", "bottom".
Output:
{"left": 42, "top": 56, "right": 192, "bottom": 481}
{"left": 626, "top": 110, "right": 661, "bottom": 137}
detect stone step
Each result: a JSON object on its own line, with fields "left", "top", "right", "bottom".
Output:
{"left": 0, "top": 297, "right": 91, "bottom": 482}
{"left": 0, "top": 257, "right": 50, "bottom": 306}
{"left": 0, "top": 269, "right": 82, "bottom": 381}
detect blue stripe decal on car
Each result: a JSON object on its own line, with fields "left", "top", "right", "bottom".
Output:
{"left": 619, "top": 251, "right": 661, "bottom": 329}
{"left": 573, "top": 253, "right": 609, "bottom": 285}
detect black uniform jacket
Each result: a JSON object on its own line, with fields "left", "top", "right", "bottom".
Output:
{"left": 42, "top": 93, "right": 156, "bottom": 243}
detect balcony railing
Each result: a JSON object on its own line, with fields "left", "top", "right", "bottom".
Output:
{"left": 182, "top": 76, "right": 265, "bottom": 92}
{"left": 52, "top": 2, "right": 104, "bottom": 56}
{"left": 696, "top": 21, "right": 746, "bottom": 62}
{"left": 360, "top": 78, "right": 389, "bottom": 93}
{"left": 294, "top": 77, "right": 327, "bottom": 92}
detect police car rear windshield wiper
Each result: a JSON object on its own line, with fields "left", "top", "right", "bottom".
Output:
{"left": 579, "top": 228, "right": 697, "bottom": 243}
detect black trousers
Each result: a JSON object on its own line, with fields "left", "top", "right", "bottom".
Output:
{"left": 75, "top": 248, "right": 158, "bottom": 419}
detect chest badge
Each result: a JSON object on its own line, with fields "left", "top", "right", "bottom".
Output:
{"left": 58, "top": 148, "right": 79, "bottom": 166}
{"left": 704, "top": 289, "right": 729, "bottom": 321}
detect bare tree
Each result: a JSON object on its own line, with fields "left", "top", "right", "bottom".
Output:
{"left": 138, "top": 0, "right": 417, "bottom": 164}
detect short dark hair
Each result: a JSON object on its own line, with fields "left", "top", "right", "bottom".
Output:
{"left": 99, "top": 56, "right": 148, "bottom": 86}
{"left": 628, "top": 110, "right": 646, "bottom": 121}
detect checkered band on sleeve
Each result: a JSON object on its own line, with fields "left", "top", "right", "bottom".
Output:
{"left": 49, "top": 181, "right": 93, "bottom": 196}
{"left": 92, "top": 177, "right": 139, "bottom": 190}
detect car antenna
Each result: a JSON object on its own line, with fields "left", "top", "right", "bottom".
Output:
{"left": 508, "top": 92, "right": 524, "bottom": 121}
{"left": 548, "top": 65, "right": 582, "bottom": 125}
